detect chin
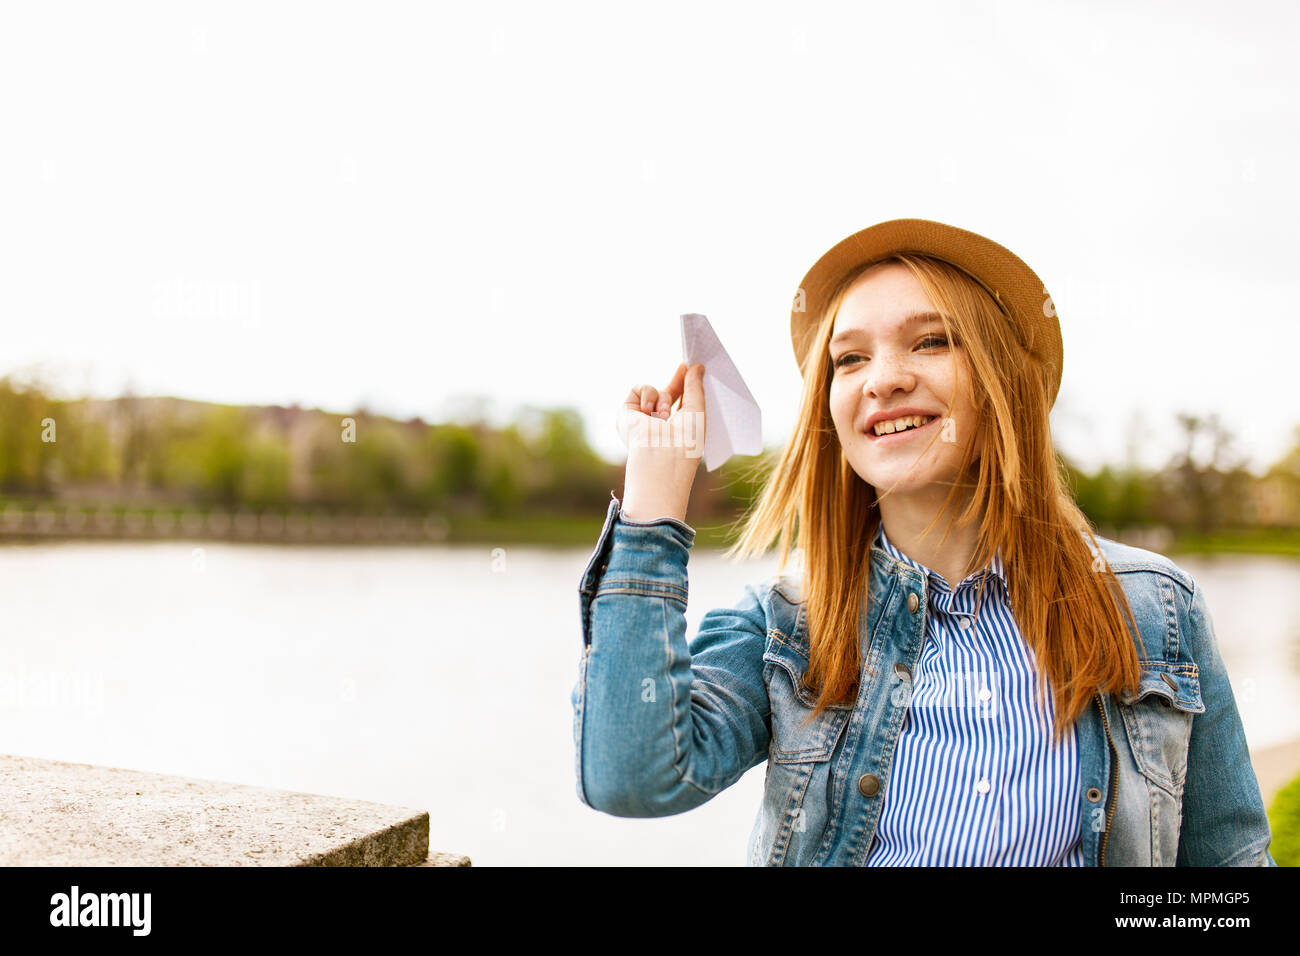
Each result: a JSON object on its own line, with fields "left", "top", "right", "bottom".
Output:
{"left": 868, "top": 476, "right": 937, "bottom": 496}
{"left": 852, "top": 461, "right": 951, "bottom": 495}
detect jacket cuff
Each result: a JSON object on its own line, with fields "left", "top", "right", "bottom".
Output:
{"left": 616, "top": 507, "right": 696, "bottom": 538}
{"left": 577, "top": 491, "right": 696, "bottom": 646}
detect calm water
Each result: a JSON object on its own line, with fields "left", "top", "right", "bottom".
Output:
{"left": 1, "top": 540, "right": 1297, "bottom": 866}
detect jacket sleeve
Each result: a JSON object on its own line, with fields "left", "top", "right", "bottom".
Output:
{"left": 570, "top": 493, "right": 771, "bottom": 817}
{"left": 1176, "top": 579, "right": 1277, "bottom": 866}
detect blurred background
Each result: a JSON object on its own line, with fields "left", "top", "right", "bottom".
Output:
{"left": 1, "top": 0, "right": 1297, "bottom": 865}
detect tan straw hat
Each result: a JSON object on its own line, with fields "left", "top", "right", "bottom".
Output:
{"left": 789, "top": 218, "right": 1063, "bottom": 405}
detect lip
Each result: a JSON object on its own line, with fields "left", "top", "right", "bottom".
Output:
{"left": 863, "top": 407, "right": 942, "bottom": 432}
{"left": 863, "top": 411, "right": 943, "bottom": 444}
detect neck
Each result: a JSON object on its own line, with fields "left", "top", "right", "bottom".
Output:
{"left": 877, "top": 481, "right": 985, "bottom": 590}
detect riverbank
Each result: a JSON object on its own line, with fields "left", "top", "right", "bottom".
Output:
{"left": 0, "top": 503, "right": 658, "bottom": 547}
{"left": 1, "top": 501, "right": 1298, "bottom": 553}
{"left": 1169, "top": 528, "right": 1300, "bottom": 558}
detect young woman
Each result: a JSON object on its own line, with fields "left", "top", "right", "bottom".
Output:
{"left": 570, "top": 218, "right": 1276, "bottom": 867}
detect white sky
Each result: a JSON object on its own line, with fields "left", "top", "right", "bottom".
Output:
{"left": 2, "top": 0, "right": 1297, "bottom": 475}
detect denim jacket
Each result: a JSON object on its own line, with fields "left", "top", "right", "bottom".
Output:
{"left": 571, "top": 493, "right": 1278, "bottom": 866}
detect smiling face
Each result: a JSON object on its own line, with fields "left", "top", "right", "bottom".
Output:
{"left": 827, "top": 260, "right": 983, "bottom": 504}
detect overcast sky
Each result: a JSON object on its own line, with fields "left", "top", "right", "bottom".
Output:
{"left": 2, "top": 0, "right": 1297, "bottom": 475}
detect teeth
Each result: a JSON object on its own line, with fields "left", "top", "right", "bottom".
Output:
{"left": 873, "top": 415, "right": 934, "bottom": 436}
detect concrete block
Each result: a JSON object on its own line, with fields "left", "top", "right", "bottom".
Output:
{"left": 0, "top": 753, "right": 441, "bottom": 866}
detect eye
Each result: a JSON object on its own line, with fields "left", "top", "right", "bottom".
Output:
{"left": 833, "top": 334, "right": 951, "bottom": 369}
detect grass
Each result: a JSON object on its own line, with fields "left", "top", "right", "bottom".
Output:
{"left": 1167, "top": 527, "right": 1300, "bottom": 558}
{"left": 1267, "top": 771, "right": 1300, "bottom": 866}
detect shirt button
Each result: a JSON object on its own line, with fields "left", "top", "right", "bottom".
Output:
{"left": 958, "top": 617, "right": 971, "bottom": 630}
{"left": 978, "top": 687, "right": 992, "bottom": 702}
{"left": 907, "top": 592, "right": 919, "bottom": 614}
{"left": 857, "top": 773, "right": 881, "bottom": 797}
{"left": 975, "top": 779, "right": 990, "bottom": 794}
{"left": 894, "top": 662, "right": 911, "bottom": 681}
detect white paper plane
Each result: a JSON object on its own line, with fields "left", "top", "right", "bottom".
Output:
{"left": 680, "top": 313, "right": 763, "bottom": 471}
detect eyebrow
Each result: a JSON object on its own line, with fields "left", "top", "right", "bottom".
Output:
{"left": 829, "top": 311, "right": 945, "bottom": 349}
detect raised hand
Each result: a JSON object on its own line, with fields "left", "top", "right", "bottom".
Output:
{"left": 616, "top": 362, "right": 707, "bottom": 524}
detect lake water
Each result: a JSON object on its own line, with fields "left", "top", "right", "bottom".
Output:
{"left": 1, "top": 540, "right": 1296, "bottom": 866}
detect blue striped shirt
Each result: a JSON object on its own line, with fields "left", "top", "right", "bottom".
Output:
{"left": 864, "top": 524, "right": 1085, "bottom": 866}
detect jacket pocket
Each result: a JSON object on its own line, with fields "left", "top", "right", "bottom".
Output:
{"left": 763, "top": 633, "right": 850, "bottom": 764}
{"left": 757, "top": 633, "right": 851, "bottom": 865}
{"left": 1117, "top": 660, "right": 1204, "bottom": 796}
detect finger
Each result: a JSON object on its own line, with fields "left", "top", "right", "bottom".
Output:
{"left": 681, "top": 362, "right": 706, "bottom": 413}
{"left": 638, "top": 385, "right": 661, "bottom": 416}
{"left": 647, "top": 361, "right": 681, "bottom": 418}
{"left": 659, "top": 362, "right": 687, "bottom": 417}
{"left": 623, "top": 385, "right": 658, "bottom": 414}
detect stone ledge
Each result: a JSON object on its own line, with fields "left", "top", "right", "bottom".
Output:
{"left": 0, "top": 753, "right": 464, "bottom": 867}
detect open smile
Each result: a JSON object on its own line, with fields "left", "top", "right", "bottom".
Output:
{"left": 865, "top": 414, "right": 941, "bottom": 445}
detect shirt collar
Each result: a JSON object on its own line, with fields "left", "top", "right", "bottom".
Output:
{"left": 873, "top": 522, "right": 1007, "bottom": 591}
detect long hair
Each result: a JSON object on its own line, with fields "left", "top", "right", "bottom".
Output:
{"left": 724, "top": 253, "right": 1141, "bottom": 742}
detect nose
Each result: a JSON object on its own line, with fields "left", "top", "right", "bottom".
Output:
{"left": 861, "top": 355, "right": 916, "bottom": 400}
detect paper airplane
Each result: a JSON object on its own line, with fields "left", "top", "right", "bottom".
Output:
{"left": 680, "top": 313, "right": 763, "bottom": 471}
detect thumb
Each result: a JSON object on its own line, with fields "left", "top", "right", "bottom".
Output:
{"left": 681, "top": 363, "right": 706, "bottom": 413}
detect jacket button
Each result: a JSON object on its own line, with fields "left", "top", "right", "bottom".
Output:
{"left": 1161, "top": 673, "right": 1178, "bottom": 690}
{"left": 1086, "top": 787, "right": 1103, "bottom": 803}
{"left": 857, "top": 773, "right": 881, "bottom": 797}
{"left": 894, "top": 662, "right": 911, "bottom": 681}
{"left": 907, "top": 592, "right": 920, "bottom": 614}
